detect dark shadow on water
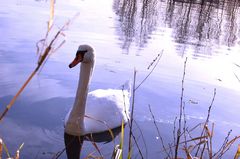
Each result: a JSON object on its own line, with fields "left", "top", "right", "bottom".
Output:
{"left": 0, "top": 96, "right": 72, "bottom": 158}
{"left": 0, "top": 95, "right": 122, "bottom": 158}
{"left": 84, "top": 126, "right": 122, "bottom": 143}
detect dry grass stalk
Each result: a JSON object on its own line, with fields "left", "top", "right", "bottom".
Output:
{"left": 122, "top": 69, "right": 144, "bottom": 159}
{"left": 14, "top": 150, "right": 19, "bottom": 159}
{"left": 140, "top": 57, "right": 239, "bottom": 159}
{"left": 2, "top": 141, "right": 10, "bottom": 159}
{"left": 111, "top": 121, "right": 124, "bottom": 159}
{"left": 183, "top": 146, "right": 193, "bottom": 159}
{"left": 15, "top": 143, "right": 24, "bottom": 159}
{"left": 121, "top": 83, "right": 146, "bottom": 159}
{"left": 112, "top": 145, "right": 122, "bottom": 159}
{"left": 0, "top": 13, "right": 79, "bottom": 122}
{"left": 81, "top": 137, "right": 104, "bottom": 159}
{"left": 205, "top": 123, "right": 214, "bottom": 158}
{"left": 84, "top": 115, "right": 115, "bottom": 145}
{"left": 84, "top": 154, "right": 103, "bottom": 159}
{"left": 48, "top": 0, "right": 55, "bottom": 31}
{"left": 127, "top": 69, "right": 137, "bottom": 158}
{"left": 0, "top": 138, "right": 2, "bottom": 159}
{"left": 0, "top": 140, "right": 24, "bottom": 159}
{"left": 215, "top": 135, "right": 240, "bottom": 158}
{"left": 234, "top": 144, "right": 240, "bottom": 159}
{"left": 212, "top": 129, "right": 232, "bottom": 158}
{"left": 87, "top": 140, "right": 103, "bottom": 158}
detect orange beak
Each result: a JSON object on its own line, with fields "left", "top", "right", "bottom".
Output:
{"left": 69, "top": 55, "right": 83, "bottom": 68}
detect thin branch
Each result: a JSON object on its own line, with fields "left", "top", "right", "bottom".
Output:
{"left": 148, "top": 104, "right": 171, "bottom": 158}
{"left": 234, "top": 73, "right": 240, "bottom": 82}
{"left": 128, "top": 69, "right": 137, "bottom": 158}
{"left": 133, "top": 120, "right": 148, "bottom": 159}
{"left": 173, "top": 116, "right": 177, "bottom": 145}
{"left": 175, "top": 57, "right": 188, "bottom": 159}
{"left": 195, "top": 88, "right": 216, "bottom": 156}
{"left": 135, "top": 50, "right": 163, "bottom": 91}
{"left": 122, "top": 80, "right": 144, "bottom": 159}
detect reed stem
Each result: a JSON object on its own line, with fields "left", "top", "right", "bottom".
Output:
{"left": 175, "top": 57, "right": 188, "bottom": 159}
{"left": 128, "top": 69, "right": 137, "bottom": 158}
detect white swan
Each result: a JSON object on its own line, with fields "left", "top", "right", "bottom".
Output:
{"left": 64, "top": 44, "right": 130, "bottom": 137}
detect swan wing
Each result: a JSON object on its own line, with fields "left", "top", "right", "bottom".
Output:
{"left": 83, "top": 89, "right": 130, "bottom": 134}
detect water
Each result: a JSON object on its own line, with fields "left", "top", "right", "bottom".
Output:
{"left": 0, "top": 0, "right": 240, "bottom": 158}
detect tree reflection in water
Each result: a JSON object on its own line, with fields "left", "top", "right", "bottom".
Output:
{"left": 113, "top": 0, "right": 240, "bottom": 56}
{"left": 113, "top": 0, "right": 160, "bottom": 53}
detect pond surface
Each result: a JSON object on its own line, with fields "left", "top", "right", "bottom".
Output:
{"left": 0, "top": 0, "right": 240, "bottom": 158}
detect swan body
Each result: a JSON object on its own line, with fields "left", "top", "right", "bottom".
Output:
{"left": 64, "top": 45, "right": 130, "bottom": 136}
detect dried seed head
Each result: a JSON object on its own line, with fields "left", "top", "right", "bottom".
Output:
{"left": 0, "top": 138, "right": 2, "bottom": 156}
{"left": 15, "top": 150, "right": 20, "bottom": 159}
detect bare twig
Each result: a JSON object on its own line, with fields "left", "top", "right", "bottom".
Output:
{"left": 175, "top": 57, "right": 188, "bottom": 159}
{"left": 128, "top": 69, "right": 137, "bottom": 157}
{"left": 122, "top": 82, "right": 145, "bottom": 159}
{"left": 234, "top": 63, "right": 240, "bottom": 68}
{"left": 183, "top": 102, "right": 188, "bottom": 149}
{"left": 129, "top": 128, "right": 144, "bottom": 159}
{"left": 234, "top": 73, "right": 240, "bottom": 82}
{"left": 133, "top": 120, "right": 148, "bottom": 158}
{"left": 213, "top": 129, "right": 232, "bottom": 158}
{"left": 128, "top": 69, "right": 144, "bottom": 159}
{"left": 173, "top": 116, "right": 177, "bottom": 145}
{"left": 195, "top": 88, "right": 216, "bottom": 156}
{"left": 135, "top": 51, "right": 163, "bottom": 91}
{"left": 148, "top": 104, "right": 171, "bottom": 158}
{"left": 216, "top": 132, "right": 240, "bottom": 158}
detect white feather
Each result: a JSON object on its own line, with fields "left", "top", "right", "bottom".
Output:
{"left": 64, "top": 44, "right": 131, "bottom": 136}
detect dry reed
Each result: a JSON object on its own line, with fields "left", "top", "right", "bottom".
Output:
{"left": 0, "top": 138, "right": 2, "bottom": 159}
{"left": 234, "top": 144, "right": 240, "bottom": 159}
{"left": 0, "top": 13, "right": 80, "bottom": 122}
{"left": 127, "top": 69, "right": 136, "bottom": 157}
{"left": 48, "top": 0, "right": 55, "bottom": 31}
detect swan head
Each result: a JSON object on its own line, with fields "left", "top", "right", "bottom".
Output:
{"left": 69, "top": 44, "right": 95, "bottom": 68}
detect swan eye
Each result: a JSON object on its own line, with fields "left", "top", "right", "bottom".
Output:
{"left": 76, "top": 50, "right": 88, "bottom": 56}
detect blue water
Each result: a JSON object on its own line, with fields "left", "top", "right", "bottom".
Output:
{"left": 0, "top": 0, "right": 240, "bottom": 158}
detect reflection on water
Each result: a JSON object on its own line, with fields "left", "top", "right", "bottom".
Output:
{"left": 113, "top": 0, "right": 160, "bottom": 51}
{"left": 113, "top": 0, "right": 240, "bottom": 55}
{"left": 0, "top": 0, "right": 240, "bottom": 158}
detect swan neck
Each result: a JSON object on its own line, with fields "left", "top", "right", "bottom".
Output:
{"left": 64, "top": 61, "right": 94, "bottom": 136}
{"left": 76, "top": 62, "right": 94, "bottom": 104}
